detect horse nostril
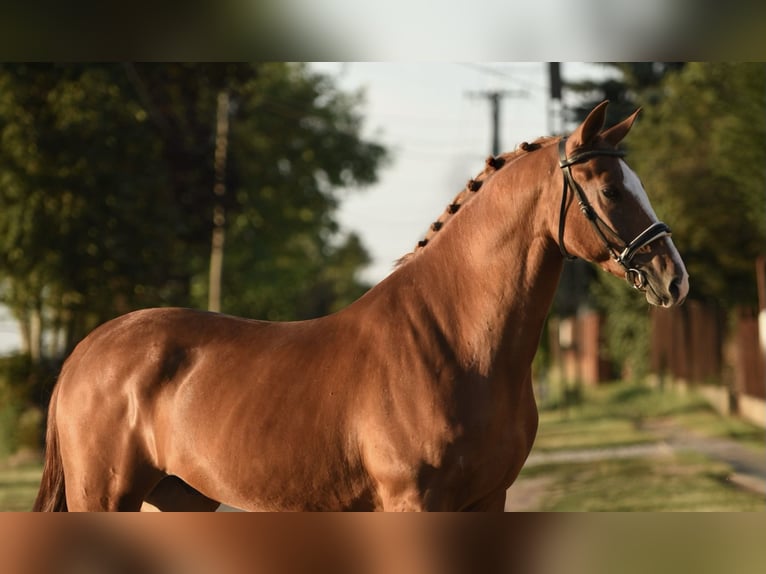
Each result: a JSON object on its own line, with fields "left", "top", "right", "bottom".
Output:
{"left": 669, "top": 277, "right": 683, "bottom": 301}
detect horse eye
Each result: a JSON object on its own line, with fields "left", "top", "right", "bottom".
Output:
{"left": 601, "top": 187, "right": 620, "bottom": 199}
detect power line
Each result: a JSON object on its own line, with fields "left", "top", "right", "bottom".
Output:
{"left": 466, "top": 89, "right": 528, "bottom": 156}
{"left": 456, "top": 62, "right": 544, "bottom": 93}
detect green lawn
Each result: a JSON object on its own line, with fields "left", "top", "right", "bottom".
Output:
{"left": 535, "top": 381, "right": 764, "bottom": 452}
{"left": 518, "top": 381, "right": 766, "bottom": 512}
{"left": 531, "top": 382, "right": 680, "bottom": 453}
{"left": 520, "top": 453, "right": 764, "bottom": 511}
{"left": 0, "top": 462, "right": 42, "bottom": 511}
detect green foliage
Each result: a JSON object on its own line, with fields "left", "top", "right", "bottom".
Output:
{"left": 0, "top": 355, "right": 30, "bottom": 456}
{"left": 590, "top": 275, "right": 651, "bottom": 382}
{"left": 566, "top": 63, "right": 685, "bottom": 128}
{"left": 0, "top": 353, "right": 56, "bottom": 454}
{"left": 629, "top": 62, "right": 766, "bottom": 308}
{"left": 0, "top": 391, "right": 20, "bottom": 458}
{"left": 0, "top": 63, "right": 387, "bottom": 359}
{"left": 218, "top": 64, "right": 384, "bottom": 319}
{"left": 0, "top": 65, "right": 182, "bottom": 341}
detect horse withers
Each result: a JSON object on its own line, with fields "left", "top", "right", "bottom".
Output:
{"left": 34, "top": 101, "right": 688, "bottom": 512}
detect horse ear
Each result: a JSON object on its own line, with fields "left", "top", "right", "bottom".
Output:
{"left": 601, "top": 108, "right": 641, "bottom": 147}
{"left": 570, "top": 100, "right": 609, "bottom": 148}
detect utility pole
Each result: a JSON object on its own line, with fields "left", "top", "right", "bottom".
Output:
{"left": 208, "top": 90, "right": 230, "bottom": 313}
{"left": 548, "top": 62, "right": 564, "bottom": 134}
{"left": 468, "top": 89, "right": 527, "bottom": 156}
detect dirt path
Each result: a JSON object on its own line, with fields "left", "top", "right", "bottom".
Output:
{"left": 645, "top": 419, "right": 766, "bottom": 495}
{"left": 505, "top": 421, "right": 766, "bottom": 511}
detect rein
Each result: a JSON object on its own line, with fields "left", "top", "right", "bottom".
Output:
{"left": 557, "top": 137, "right": 672, "bottom": 290}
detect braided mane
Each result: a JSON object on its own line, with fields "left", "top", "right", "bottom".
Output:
{"left": 395, "top": 136, "right": 556, "bottom": 267}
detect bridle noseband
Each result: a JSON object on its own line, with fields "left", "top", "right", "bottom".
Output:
{"left": 557, "top": 137, "right": 672, "bottom": 291}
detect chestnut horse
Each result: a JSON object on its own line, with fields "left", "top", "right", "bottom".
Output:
{"left": 34, "top": 101, "right": 688, "bottom": 512}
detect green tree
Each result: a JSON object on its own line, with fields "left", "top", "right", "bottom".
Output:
{"left": 0, "top": 64, "right": 179, "bottom": 358}
{"left": 629, "top": 62, "right": 766, "bottom": 308}
{"left": 0, "top": 63, "right": 387, "bottom": 365}
{"left": 566, "top": 63, "right": 685, "bottom": 128}
{"left": 215, "top": 63, "right": 384, "bottom": 319}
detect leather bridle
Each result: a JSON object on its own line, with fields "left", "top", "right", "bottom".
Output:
{"left": 557, "top": 137, "right": 672, "bottom": 291}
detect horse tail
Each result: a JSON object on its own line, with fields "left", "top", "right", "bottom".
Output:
{"left": 33, "top": 383, "right": 67, "bottom": 511}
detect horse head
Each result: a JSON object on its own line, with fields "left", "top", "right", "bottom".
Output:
{"left": 556, "top": 101, "right": 689, "bottom": 307}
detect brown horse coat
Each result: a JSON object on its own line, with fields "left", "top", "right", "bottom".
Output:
{"left": 34, "top": 102, "right": 688, "bottom": 511}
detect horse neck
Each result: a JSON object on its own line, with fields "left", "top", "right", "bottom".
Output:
{"left": 389, "top": 149, "right": 563, "bottom": 375}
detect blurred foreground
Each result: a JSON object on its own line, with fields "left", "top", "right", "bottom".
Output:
{"left": 2, "top": 1, "right": 766, "bottom": 59}
{"left": 2, "top": 513, "right": 766, "bottom": 574}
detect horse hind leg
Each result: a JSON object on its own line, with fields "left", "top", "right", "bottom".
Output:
{"left": 59, "top": 433, "right": 165, "bottom": 511}
{"left": 64, "top": 477, "right": 157, "bottom": 511}
{"left": 65, "top": 462, "right": 219, "bottom": 512}
{"left": 63, "top": 461, "right": 163, "bottom": 511}
{"left": 142, "top": 476, "right": 220, "bottom": 512}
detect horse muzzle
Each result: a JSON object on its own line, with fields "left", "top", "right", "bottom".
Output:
{"left": 640, "top": 265, "right": 689, "bottom": 308}
{"left": 616, "top": 223, "right": 687, "bottom": 308}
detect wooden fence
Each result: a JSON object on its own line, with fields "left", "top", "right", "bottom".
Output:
{"left": 650, "top": 303, "right": 764, "bottom": 396}
{"left": 647, "top": 256, "right": 766, "bottom": 428}
{"left": 546, "top": 258, "right": 766, "bottom": 427}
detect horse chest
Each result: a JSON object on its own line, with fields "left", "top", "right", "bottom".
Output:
{"left": 358, "top": 380, "right": 537, "bottom": 510}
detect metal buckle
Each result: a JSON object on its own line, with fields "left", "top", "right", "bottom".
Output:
{"left": 626, "top": 268, "right": 648, "bottom": 290}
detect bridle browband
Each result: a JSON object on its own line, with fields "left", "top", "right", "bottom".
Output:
{"left": 557, "top": 137, "right": 672, "bottom": 291}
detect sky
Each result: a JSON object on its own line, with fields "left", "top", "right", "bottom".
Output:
{"left": 0, "top": 62, "right": 615, "bottom": 354}
{"left": 311, "top": 62, "right": 614, "bottom": 284}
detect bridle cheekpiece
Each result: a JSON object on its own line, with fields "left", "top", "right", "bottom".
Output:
{"left": 557, "top": 137, "right": 672, "bottom": 291}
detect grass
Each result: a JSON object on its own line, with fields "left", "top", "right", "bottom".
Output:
{"left": 670, "top": 408, "right": 766, "bottom": 452}
{"left": 518, "top": 381, "right": 766, "bottom": 511}
{"left": 0, "top": 461, "right": 42, "bottom": 511}
{"left": 533, "top": 413, "right": 652, "bottom": 453}
{"left": 531, "top": 382, "right": 682, "bottom": 453}
{"left": 520, "top": 453, "right": 764, "bottom": 511}
{"left": 536, "top": 381, "right": 764, "bottom": 450}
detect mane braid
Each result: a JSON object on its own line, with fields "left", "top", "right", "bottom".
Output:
{"left": 395, "top": 137, "right": 555, "bottom": 267}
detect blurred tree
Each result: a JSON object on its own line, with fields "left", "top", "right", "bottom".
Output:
{"left": 563, "top": 63, "right": 766, "bottom": 379}
{"left": 565, "top": 63, "right": 685, "bottom": 129}
{"left": 0, "top": 63, "right": 387, "bottom": 369}
{"left": 215, "top": 63, "right": 384, "bottom": 320}
{"left": 629, "top": 62, "right": 766, "bottom": 308}
{"left": 0, "top": 64, "right": 178, "bottom": 359}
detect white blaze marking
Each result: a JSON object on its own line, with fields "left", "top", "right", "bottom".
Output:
{"left": 620, "top": 159, "right": 690, "bottom": 302}
{"left": 619, "top": 159, "right": 659, "bottom": 221}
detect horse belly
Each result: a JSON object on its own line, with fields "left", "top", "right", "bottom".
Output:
{"left": 160, "top": 383, "right": 372, "bottom": 511}
{"left": 184, "top": 448, "right": 374, "bottom": 512}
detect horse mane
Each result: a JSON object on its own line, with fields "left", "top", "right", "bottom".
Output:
{"left": 395, "top": 136, "right": 557, "bottom": 267}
